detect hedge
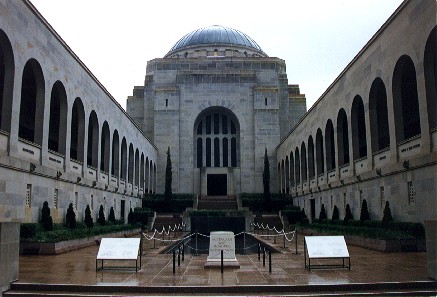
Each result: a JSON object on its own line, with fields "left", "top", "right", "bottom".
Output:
{"left": 20, "top": 223, "right": 138, "bottom": 243}
{"left": 239, "top": 192, "right": 293, "bottom": 212}
{"left": 142, "top": 193, "right": 194, "bottom": 213}
{"left": 306, "top": 219, "right": 425, "bottom": 240}
{"left": 188, "top": 210, "right": 245, "bottom": 217}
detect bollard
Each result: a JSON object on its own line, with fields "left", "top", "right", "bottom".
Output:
{"left": 178, "top": 249, "right": 181, "bottom": 267}
{"left": 195, "top": 232, "right": 198, "bottom": 256}
{"left": 243, "top": 232, "right": 246, "bottom": 255}
{"left": 162, "top": 231, "right": 165, "bottom": 245}
{"left": 263, "top": 247, "right": 266, "bottom": 266}
{"left": 173, "top": 250, "right": 176, "bottom": 274}
{"left": 294, "top": 229, "right": 299, "bottom": 255}
{"left": 258, "top": 243, "right": 261, "bottom": 261}
{"left": 269, "top": 250, "right": 272, "bottom": 273}
{"left": 182, "top": 243, "right": 185, "bottom": 261}
{"left": 153, "top": 238, "right": 156, "bottom": 249}
{"left": 274, "top": 233, "right": 276, "bottom": 244}
{"left": 283, "top": 232, "right": 286, "bottom": 249}
{"left": 221, "top": 250, "right": 224, "bottom": 274}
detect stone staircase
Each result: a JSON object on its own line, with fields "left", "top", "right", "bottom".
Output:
{"left": 254, "top": 213, "right": 284, "bottom": 231}
{"left": 152, "top": 213, "right": 183, "bottom": 231}
{"left": 196, "top": 195, "right": 238, "bottom": 210}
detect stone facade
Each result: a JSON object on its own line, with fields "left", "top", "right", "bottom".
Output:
{"left": 0, "top": 1, "right": 158, "bottom": 292}
{"left": 127, "top": 46, "right": 306, "bottom": 196}
{"left": 277, "top": 0, "right": 436, "bottom": 224}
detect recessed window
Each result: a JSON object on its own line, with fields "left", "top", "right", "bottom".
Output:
{"left": 408, "top": 182, "right": 415, "bottom": 205}
{"left": 165, "top": 99, "right": 168, "bottom": 107}
{"left": 90, "top": 194, "right": 94, "bottom": 210}
{"left": 26, "top": 184, "right": 32, "bottom": 208}
{"left": 74, "top": 192, "right": 78, "bottom": 209}
{"left": 54, "top": 189, "right": 58, "bottom": 209}
{"left": 380, "top": 187, "right": 385, "bottom": 207}
{"left": 265, "top": 98, "right": 268, "bottom": 106}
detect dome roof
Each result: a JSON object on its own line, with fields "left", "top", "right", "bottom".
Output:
{"left": 166, "top": 25, "right": 265, "bottom": 56}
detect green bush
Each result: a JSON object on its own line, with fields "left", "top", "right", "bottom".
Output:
{"left": 307, "top": 219, "right": 425, "bottom": 240}
{"left": 188, "top": 210, "right": 245, "bottom": 217}
{"left": 84, "top": 205, "right": 94, "bottom": 228}
{"left": 20, "top": 223, "right": 139, "bottom": 243}
{"left": 65, "top": 203, "right": 76, "bottom": 229}
{"left": 332, "top": 205, "right": 339, "bottom": 220}
{"left": 97, "top": 205, "right": 106, "bottom": 226}
{"left": 132, "top": 208, "right": 152, "bottom": 226}
{"left": 282, "top": 206, "right": 306, "bottom": 224}
{"left": 108, "top": 207, "right": 116, "bottom": 224}
{"left": 240, "top": 192, "right": 292, "bottom": 212}
{"left": 142, "top": 195, "right": 193, "bottom": 213}
{"left": 41, "top": 201, "right": 53, "bottom": 231}
{"left": 360, "top": 199, "right": 370, "bottom": 221}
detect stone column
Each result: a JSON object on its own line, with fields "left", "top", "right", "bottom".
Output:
{"left": 0, "top": 222, "right": 20, "bottom": 294}
{"left": 424, "top": 220, "right": 437, "bottom": 280}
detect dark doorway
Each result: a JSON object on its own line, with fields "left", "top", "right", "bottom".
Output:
{"left": 207, "top": 174, "right": 227, "bottom": 196}
{"left": 120, "top": 200, "right": 125, "bottom": 221}
{"left": 310, "top": 199, "right": 316, "bottom": 221}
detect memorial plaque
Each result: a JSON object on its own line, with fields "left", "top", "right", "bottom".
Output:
{"left": 97, "top": 238, "right": 140, "bottom": 260}
{"left": 305, "top": 236, "right": 349, "bottom": 258}
{"left": 205, "top": 231, "right": 240, "bottom": 268}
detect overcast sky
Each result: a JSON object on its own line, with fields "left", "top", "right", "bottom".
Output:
{"left": 29, "top": 0, "right": 404, "bottom": 110}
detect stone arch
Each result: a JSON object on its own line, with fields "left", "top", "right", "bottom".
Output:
{"left": 120, "top": 137, "right": 127, "bottom": 180}
{"left": 351, "top": 95, "right": 367, "bottom": 160}
{"left": 70, "top": 98, "right": 85, "bottom": 162}
{"left": 128, "top": 143, "right": 134, "bottom": 184}
{"left": 87, "top": 110, "right": 99, "bottom": 168}
{"left": 145, "top": 156, "right": 149, "bottom": 192}
{"left": 336, "top": 108, "right": 350, "bottom": 166}
{"left": 290, "top": 151, "right": 295, "bottom": 187}
{"left": 316, "top": 128, "right": 324, "bottom": 175}
{"left": 308, "top": 135, "right": 315, "bottom": 179}
{"left": 369, "top": 77, "right": 390, "bottom": 152}
{"left": 111, "top": 129, "right": 120, "bottom": 177}
{"left": 294, "top": 147, "right": 300, "bottom": 185}
{"left": 48, "top": 81, "right": 68, "bottom": 154}
{"left": 285, "top": 156, "right": 289, "bottom": 193}
{"left": 135, "top": 148, "right": 140, "bottom": 186}
{"left": 392, "top": 55, "right": 421, "bottom": 142}
{"left": 301, "top": 142, "right": 307, "bottom": 182}
{"left": 425, "top": 26, "right": 437, "bottom": 130}
{"left": 0, "top": 29, "right": 15, "bottom": 133}
{"left": 100, "top": 121, "right": 110, "bottom": 173}
{"left": 19, "top": 59, "right": 45, "bottom": 145}
{"left": 193, "top": 106, "right": 240, "bottom": 168}
{"left": 140, "top": 153, "right": 145, "bottom": 189}
{"left": 325, "top": 120, "right": 336, "bottom": 171}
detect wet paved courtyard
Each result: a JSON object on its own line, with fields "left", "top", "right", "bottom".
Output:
{"left": 17, "top": 233, "right": 431, "bottom": 287}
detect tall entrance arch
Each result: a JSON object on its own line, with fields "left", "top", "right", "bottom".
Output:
{"left": 193, "top": 107, "right": 240, "bottom": 197}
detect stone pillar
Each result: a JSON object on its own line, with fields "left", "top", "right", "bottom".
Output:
{"left": 0, "top": 222, "right": 20, "bottom": 294}
{"left": 424, "top": 220, "right": 437, "bottom": 280}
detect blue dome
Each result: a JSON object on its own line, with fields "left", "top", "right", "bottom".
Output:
{"left": 167, "top": 25, "right": 265, "bottom": 55}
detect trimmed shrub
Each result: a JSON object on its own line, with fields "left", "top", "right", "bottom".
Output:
{"left": 382, "top": 201, "right": 394, "bottom": 225}
{"left": 319, "top": 204, "right": 327, "bottom": 220}
{"left": 128, "top": 208, "right": 134, "bottom": 225}
{"left": 108, "top": 207, "right": 116, "bottom": 224}
{"left": 84, "top": 205, "right": 94, "bottom": 228}
{"left": 142, "top": 194, "right": 194, "bottom": 213}
{"left": 97, "top": 205, "right": 106, "bottom": 226}
{"left": 41, "top": 201, "right": 53, "bottom": 231}
{"left": 360, "top": 199, "right": 370, "bottom": 221}
{"left": 332, "top": 205, "right": 339, "bottom": 220}
{"left": 344, "top": 204, "right": 353, "bottom": 223}
{"left": 65, "top": 203, "right": 76, "bottom": 229}
{"left": 240, "top": 192, "right": 292, "bottom": 212}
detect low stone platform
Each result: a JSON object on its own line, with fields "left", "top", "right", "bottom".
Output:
{"left": 8, "top": 232, "right": 436, "bottom": 296}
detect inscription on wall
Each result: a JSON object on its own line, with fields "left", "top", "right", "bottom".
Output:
{"left": 23, "top": 148, "right": 35, "bottom": 155}
{"left": 49, "top": 157, "right": 61, "bottom": 164}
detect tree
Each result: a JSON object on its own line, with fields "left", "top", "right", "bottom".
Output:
{"left": 344, "top": 203, "right": 353, "bottom": 223}
{"left": 108, "top": 206, "right": 116, "bottom": 224}
{"left": 164, "top": 147, "right": 172, "bottom": 209}
{"left": 263, "top": 148, "right": 271, "bottom": 211}
{"left": 97, "top": 205, "right": 106, "bottom": 226}
{"left": 84, "top": 205, "right": 94, "bottom": 228}
{"left": 332, "top": 205, "right": 339, "bottom": 220}
{"left": 382, "top": 201, "right": 394, "bottom": 225}
{"left": 360, "top": 199, "right": 370, "bottom": 221}
{"left": 128, "top": 208, "right": 134, "bottom": 225}
{"left": 41, "top": 201, "right": 53, "bottom": 231}
{"left": 65, "top": 203, "right": 76, "bottom": 229}
{"left": 319, "top": 204, "right": 327, "bottom": 220}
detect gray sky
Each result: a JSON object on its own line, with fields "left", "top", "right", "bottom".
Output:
{"left": 30, "top": 0, "right": 404, "bottom": 110}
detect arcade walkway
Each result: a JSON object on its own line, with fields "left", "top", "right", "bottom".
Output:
{"left": 9, "top": 233, "right": 437, "bottom": 296}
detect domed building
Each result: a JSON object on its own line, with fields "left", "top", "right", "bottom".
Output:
{"left": 127, "top": 25, "right": 306, "bottom": 196}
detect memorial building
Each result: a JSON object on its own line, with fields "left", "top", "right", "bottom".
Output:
{"left": 0, "top": 0, "right": 436, "bottom": 293}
